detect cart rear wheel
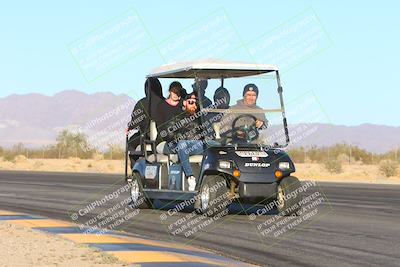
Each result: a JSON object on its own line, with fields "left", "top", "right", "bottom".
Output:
{"left": 128, "top": 171, "right": 152, "bottom": 209}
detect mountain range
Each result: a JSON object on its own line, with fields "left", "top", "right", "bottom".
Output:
{"left": 0, "top": 90, "right": 398, "bottom": 153}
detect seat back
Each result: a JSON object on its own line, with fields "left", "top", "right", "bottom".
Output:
{"left": 149, "top": 120, "right": 158, "bottom": 141}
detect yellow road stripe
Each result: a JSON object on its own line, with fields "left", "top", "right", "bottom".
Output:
{"left": 108, "top": 251, "right": 230, "bottom": 266}
{"left": 10, "top": 219, "right": 74, "bottom": 228}
{"left": 0, "top": 210, "right": 237, "bottom": 266}
{"left": 107, "top": 236, "right": 206, "bottom": 252}
{"left": 59, "top": 234, "right": 132, "bottom": 244}
{"left": 59, "top": 234, "right": 206, "bottom": 253}
{"left": 0, "top": 210, "right": 21, "bottom": 216}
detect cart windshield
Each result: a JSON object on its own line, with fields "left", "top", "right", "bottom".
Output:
{"left": 158, "top": 72, "right": 288, "bottom": 149}
{"left": 204, "top": 75, "right": 286, "bottom": 147}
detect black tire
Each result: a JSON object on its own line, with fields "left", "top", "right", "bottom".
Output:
{"left": 195, "top": 175, "right": 230, "bottom": 217}
{"left": 276, "top": 176, "right": 302, "bottom": 216}
{"left": 127, "top": 171, "right": 152, "bottom": 209}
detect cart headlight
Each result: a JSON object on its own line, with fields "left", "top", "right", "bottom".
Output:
{"left": 219, "top": 160, "right": 231, "bottom": 169}
{"left": 279, "top": 162, "right": 290, "bottom": 170}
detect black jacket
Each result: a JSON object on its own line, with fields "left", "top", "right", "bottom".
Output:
{"left": 127, "top": 77, "right": 164, "bottom": 134}
{"left": 157, "top": 100, "right": 184, "bottom": 128}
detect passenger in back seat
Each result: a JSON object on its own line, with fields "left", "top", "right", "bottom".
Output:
{"left": 209, "top": 86, "right": 230, "bottom": 138}
{"left": 126, "top": 77, "right": 163, "bottom": 169}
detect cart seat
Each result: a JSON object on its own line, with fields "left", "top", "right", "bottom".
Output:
{"left": 144, "top": 121, "right": 203, "bottom": 164}
{"left": 149, "top": 141, "right": 203, "bottom": 164}
{"left": 135, "top": 144, "right": 152, "bottom": 152}
{"left": 187, "top": 155, "right": 203, "bottom": 163}
{"left": 144, "top": 142, "right": 177, "bottom": 163}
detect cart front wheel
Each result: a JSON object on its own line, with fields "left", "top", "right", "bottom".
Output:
{"left": 276, "top": 176, "right": 302, "bottom": 216}
{"left": 195, "top": 175, "right": 229, "bottom": 217}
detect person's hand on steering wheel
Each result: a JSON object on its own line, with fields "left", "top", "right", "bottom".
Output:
{"left": 255, "top": 119, "right": 264, "bottom": 129}
{"left": 232, "top": 114, "right": 260, "bottom": 143}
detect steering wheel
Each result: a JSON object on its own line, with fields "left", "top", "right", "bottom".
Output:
{"left": 231, "top": 114, "right": 260, "bottom": 143}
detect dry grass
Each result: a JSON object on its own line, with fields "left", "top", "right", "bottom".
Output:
{"left": 1, "top": 156, "right": 399, "bottom": 184}
{"left": 0, "top": 156, "right": 124, "bottom": 174}
{"left": 295, "top": 163, "right": 400, "bottom": 184}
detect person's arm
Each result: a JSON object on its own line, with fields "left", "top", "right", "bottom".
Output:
{"left": 254, "top": 107, "right": 268, "bottom": 129}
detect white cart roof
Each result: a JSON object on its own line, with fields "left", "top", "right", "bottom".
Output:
{"left": 147, "top": 59, "right": 278, "bottom": 78}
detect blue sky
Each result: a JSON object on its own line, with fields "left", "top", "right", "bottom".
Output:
{"left": 0, "top": 0, "right": 399, "bottom": 126}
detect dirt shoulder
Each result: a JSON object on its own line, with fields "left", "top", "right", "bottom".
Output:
{"left": 0, "top": 221, "right": 127, "bottom": 267}
{"left": 0, "top": 156, "right": 399, "bottom": 185}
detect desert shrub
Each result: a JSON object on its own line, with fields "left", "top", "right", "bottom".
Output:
{"left": 287, "top": 147, "right": 306, "bottom": 163}
{"left": 33, "top": 161, "right": 44, "bottom": 168}
{"left": 2, "top": 151, "right": 16, "bottom": 162}
{"left": 305, "top": 144, "right": 374, "bottom": 165}
{"left": 323, "top": 159, "right": 342, "bottom": 174}
{"left": 103, "top": 144, "right": 124, "bottom": 160}
{"left": 337, "top": 153, "right": 356, "bottom": 164}
{"left": 337, "top": 153, "right": 349, "bottom": 163}
{"left": 307, "top": 146, "right": 322, "bottom": 163}
{"left": 92, "top": 153, "right": 104, "bottom": 161}
{"left": 379, "top": 159, "right": 398, "bottom": 177}
{"left": 55, "top": 130, "right": 95, "bottom": 159}
{"left": 14, "top": 155, "right": 28, "bottom": 163}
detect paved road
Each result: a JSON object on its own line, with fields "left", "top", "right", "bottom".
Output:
{"left": 0, "top": 170, "right": 399, "bottom": 267}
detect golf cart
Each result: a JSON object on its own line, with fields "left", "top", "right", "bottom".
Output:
{"left": 125, "top": 60, "right": 302, "bottom": 216}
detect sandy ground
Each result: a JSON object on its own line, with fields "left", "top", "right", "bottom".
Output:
{"left": 0, "top": 221, "right": 127, "bottom": 267}
{"left": 295, "top": 163, "right": 400, "bottom": 184}
{"left": 0, "top": 156, "right": 125, "bottom": 174}
{"left": 0, "top": 155, "right": 399, "bottom": 184}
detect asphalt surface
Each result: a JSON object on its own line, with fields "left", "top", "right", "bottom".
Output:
{"left": 0, "top": 170, "right": 399, "bottom": 267}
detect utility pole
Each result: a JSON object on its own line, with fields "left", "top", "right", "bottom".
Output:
{"left": 349, "top": 144, "right": 352, "bottom": 165}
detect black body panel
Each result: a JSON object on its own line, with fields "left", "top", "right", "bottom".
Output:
{"left": 239, "top": 182, "right": 277, "bottom": 198}
{"left": 200, "top": 146, "right": 295, "bottom": 184}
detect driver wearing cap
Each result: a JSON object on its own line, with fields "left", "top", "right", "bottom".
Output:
{"left": 218, "top": 83, "right": 267, "bottom": 142}
{"left": 230, "top": 83, "right": 267, "bottom": 128}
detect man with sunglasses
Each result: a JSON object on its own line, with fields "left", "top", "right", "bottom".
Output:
{"left": 165, "top": 93, "right": 204, "bottom": 191}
